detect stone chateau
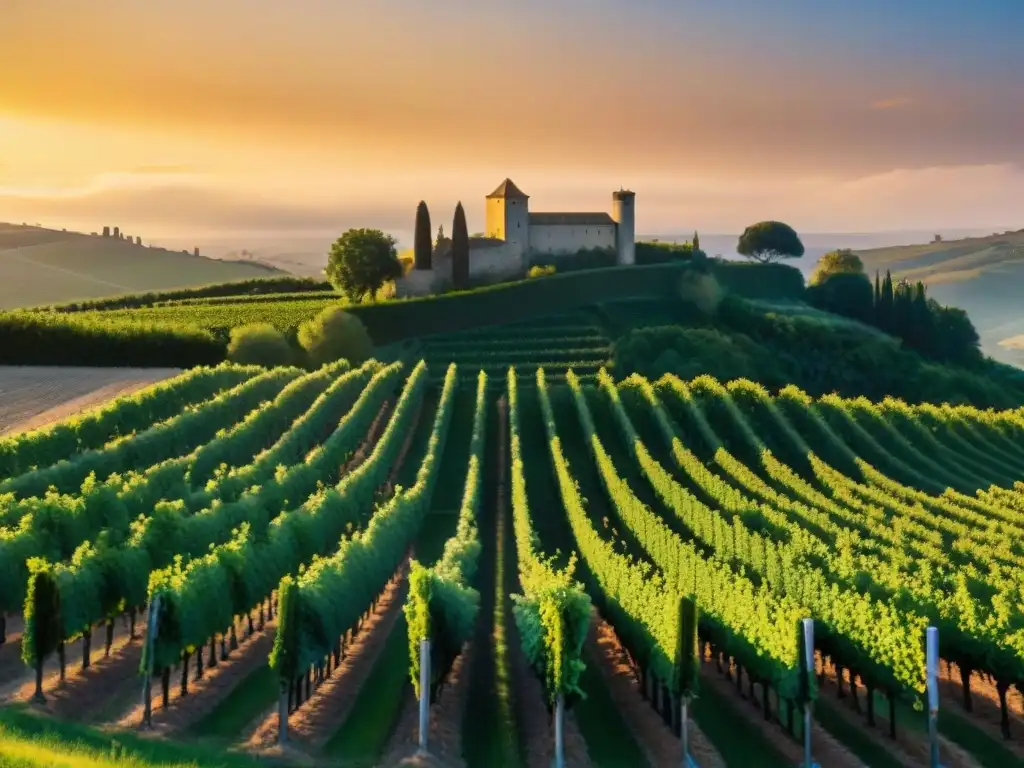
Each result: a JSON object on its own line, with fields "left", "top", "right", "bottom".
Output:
{"left": 396, "top": 178, "right": 635, "bottom": 296}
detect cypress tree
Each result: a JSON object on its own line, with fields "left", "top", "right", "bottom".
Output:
{"left": 451, "top": 202, "right": 470, "bottom": 289}
{"left": 413, "top": 201, "right": 432, "bottom": 270}
{"left": 878, "top": 270, "right": 895, "bottom": 332}
{"left": 692, "top": 231, "right": 700, "bottom": 252}
{"left": 873, "top": 270, "right": 881, "bottom": 306}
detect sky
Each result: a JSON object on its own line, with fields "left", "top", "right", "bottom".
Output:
{"left": 1, "top": 0, "right": 1023, "bottom": 241}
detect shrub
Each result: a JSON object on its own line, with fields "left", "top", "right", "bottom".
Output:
{"left": 528, "top": 264, "right": 556, "bottom": 278}
{"left": 298, "top": 306, "right": 373, "bottom": 367}
{"left": 226, "top": 323, "right": 293, "bottom": 367}
{"left": 614, "top": 326, "right": 766, "bottom": 383}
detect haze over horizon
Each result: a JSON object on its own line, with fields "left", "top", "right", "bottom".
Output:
{"left": 2, "top": 0, "right": 1022, "bottom": 240}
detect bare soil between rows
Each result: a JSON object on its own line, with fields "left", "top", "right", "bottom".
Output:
{"left": 589, "top": 614, "right": 725, "bottom": 768}
{"left": 0, "top": 366, "right": 179, "bottom": 436}
{"left": 246, "top": 568, "right": 408, "bottom": 752}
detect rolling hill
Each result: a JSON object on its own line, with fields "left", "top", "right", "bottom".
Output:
{"left": 854, "top": 229, "right": 1024, "bottom": 368}
{"left": 0, "top": 223, "right": 286, "bottom": 309}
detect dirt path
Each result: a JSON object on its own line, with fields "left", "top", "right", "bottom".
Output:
{"left": 0, "top": 367, "right": 179, "bottom": 436}
{"left": 818, "top": 656, "right": 981, "bottom": 768}
{"left": 508, "top": 610, "right": 591, "bottom": 768}
{"left": 246, "top": 569, "right": 408, "bottom": 751}
{"left": 589, "top": 616, "right": 725, "bottom": 768}
{"left": 118, "top": 615, "right": 277, "bottom": 733}
{"left": 380, "top": 641, "right": 475, "bottom": 768}
{"left": 938, "top": 661, "right": 1024, "bottom": 754}
{"left": 3, "top": 611, "right": 146, "bottom": 724}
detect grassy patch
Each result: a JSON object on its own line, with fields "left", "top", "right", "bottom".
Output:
{"left": 689, "top": 680, "right": 792, "bottom": 768}
{"left": 814, "top": 699, "right": 903, "bottom": 768}
{"left": 0, "top": 705, "right": 277, "bottom": 767}
{"left": 187, "top": 663, "right": 278, "bottom": 741}
{"left": 938, "top": 710, "right": 1024, "bottom": 768}
{"left": 570, "top": 647, "right": 650, "bottom": 768}
{"left": 321, "top": 613, "right": 411, "bottom": 765}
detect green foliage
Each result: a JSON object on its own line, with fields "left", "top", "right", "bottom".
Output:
{"left": 154, "top": 361, "right": 425, "bottom": 673}
{"left": 298, "top": 306, "right": 373, "bottom": 367}
{"left": 36, "top": 276, "right": 332, "bottom": 313}
{"left": 21, "top": 559, "right": 60, "bottom": 667}
{"left": 528, "top": 265, "right": 556, "bottom": 278}
{"left": 507, "top": 370, "right": 591, "bottom": 706}
{"left": 272, "top": 363, "right": 457, "bottom": 680}
{"left": 809, "top": 249, "right": 865, "bottom": 286}
{"left": 226, "top": 323, "right": 294, "bottom": 367}
{"left": 615, "top": 326, "right": 762, "bottom": 383}
{"left": 405, "top": 371, "right": 488, "bottom": 697}
{"left": 677, "top": 597, "right": 699, "bottom": 699}
{"left": 414, "top": 201, "right": 433, "bottom": 271}
{"left": 325, "top": 228, "right": 402, "bottom": 301}
{"left": 0, "top": 311, "right": 224, "bottom": 367}
{"left": 806, "top": 272, "right": 875, "bottom": 323}
{"left": 737, "top": 221, "right": 805, "bottom": 264}
{"left": 451, "top": 203, "right": 470, "bottom": 289}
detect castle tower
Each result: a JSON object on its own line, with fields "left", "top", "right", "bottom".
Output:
{"left": 611, "top": 189, "right": 636, "bottom": 265}
{"left": 485, "top": 178, "right": 530, "bottom": 261}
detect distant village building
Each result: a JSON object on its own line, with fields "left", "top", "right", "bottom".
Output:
{"left": 397, "top": 178, "right": 635, "bottom": 296}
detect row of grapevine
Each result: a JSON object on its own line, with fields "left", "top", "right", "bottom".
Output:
{"left": 552, "top": 370, "right": 807, "bottom": 708}
{"left": 269, "top": 363, "right": 459, "bottom": 736}
{"left": 19, "top": 362, "right": 398, "bottom": 671}
{"left": 405, "top": 370, "right": 488, "bottom": 700}
{"left": 0, "top": 363, "right": 261, "bottom": 483}
{"left": 654, "top": 372, "right": 1024, "bottom": 731}
{"left": 1, "top": 367, "right": 304, "bottom": 499}
{"left": 0, "top": 364, "right": 347, "bottom": 619}
{"left": 185, "top": 359, "right": 350, "bottom": 488}
{"left": 141, "top": 361, "right": 430, "bottom": 693}
{"left": 602, "top": 372, "right": 927, "bottom": 699}
{"left": 505, "top": 369, "right": 591, "bottom": 707}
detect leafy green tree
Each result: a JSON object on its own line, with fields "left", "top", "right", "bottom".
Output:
{"left": 807, "top": 272, "right": 874, "bottom": 323}
{"left": 226, "top": 324, "right": 293, "bottom": 367}
{"left": 325, "top": 228, "right": 402, "bottom": 301}
{"left": 809, "top": 249, "right": 864, "bottom": 286}
{"left": 297, "top": 306, "right": 373, "bottom": 367}
{"left": 736, "top": 221, "right": 805, "bottom": 264}
{"left": 451, "top": 202, "right": 470, "bottom": 289}
{"left": 413, "top": 201, "right": 432, "bottom": 271}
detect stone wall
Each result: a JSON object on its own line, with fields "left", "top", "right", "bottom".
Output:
{"left": 529, "top": 223, "right": 616, "bottom": 255}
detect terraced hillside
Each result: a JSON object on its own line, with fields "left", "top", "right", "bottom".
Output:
{"left": 409, "top": 311, "right": 614, "bottom": 384}
{"left": 2, "top": 361, "right": 1024, "bottom": 768}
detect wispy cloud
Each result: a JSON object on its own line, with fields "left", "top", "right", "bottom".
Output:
{"left": 871, "top": 96, "right": 914, "bottom": 110}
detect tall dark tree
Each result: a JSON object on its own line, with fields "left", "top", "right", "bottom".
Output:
{"left": 876, "top": 270, "right": 895, "bottom": 332}
{"left": 451, "top": 202, "right": 470, "bottom": 289}
{"left": 692, "top": 231, "right": 700, "bottom": 251}
{"left": 413, "top": 201, "right": 433, "bottom": 271}
{"left": 874, "top": 270, "right": 881, "bottom": 306}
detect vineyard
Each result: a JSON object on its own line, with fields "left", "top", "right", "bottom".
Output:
{"left": 2, "top": 359, "right": 1024, "bottom": 768}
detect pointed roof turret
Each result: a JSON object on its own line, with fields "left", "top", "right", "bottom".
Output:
{"left": 486, "top": 178, "right": 529, "bottom": 199}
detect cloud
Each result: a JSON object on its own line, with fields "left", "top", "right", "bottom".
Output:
{"left": 871, "top": 96, "right": 914, "bottom": 110}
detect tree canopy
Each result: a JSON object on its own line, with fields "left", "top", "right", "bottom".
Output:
{"left": 809, "top": 249, "right": 864, "bottom": 286}
{"left": 325, "top": 228, "right": 402, "bottom": 301}
{"left": 737, "top": 221, "right": 805, "bottom": 264}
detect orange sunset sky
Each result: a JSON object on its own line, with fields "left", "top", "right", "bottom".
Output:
{"left": 2, "top": 0, "right": 1023, "bottom": 239}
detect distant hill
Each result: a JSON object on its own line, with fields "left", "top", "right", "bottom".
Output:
{"left": 853, "top": 229, "right": 1024, "bottom": 368}
{"left": 0, "top": 223, "right": 289, "bottom": 309}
